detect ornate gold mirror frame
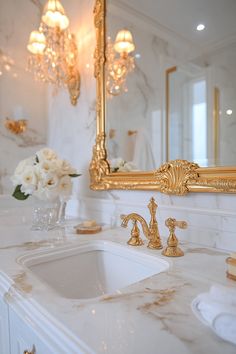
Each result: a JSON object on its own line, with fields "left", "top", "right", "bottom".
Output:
{"left": 89, "top": 0, "right": 236, "bottom": 195}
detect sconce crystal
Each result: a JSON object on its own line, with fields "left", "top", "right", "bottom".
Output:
{"left": 106, "top": 29, "right": 135, "bottom": 96}
{"left": 4, "top": 118, "right": 27, "bottom": 135}
{"left": 27, "top": 0, "right": 80, "bottom": 105}
{"left": 0, "top": 49, "right": 15, "bottom": 76}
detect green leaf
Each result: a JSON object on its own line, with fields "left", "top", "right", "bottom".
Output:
{"left": 69, "top": 173, "right": 81, "bottom": 178}
{"left": 12, "top": 185, "right": 30, "bottom": 200}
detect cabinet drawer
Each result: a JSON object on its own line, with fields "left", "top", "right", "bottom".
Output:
{"left": 9, "top": 307, "right": 54, "bottom": 354}
{"left": 0, "top": 297, "right": 10, "bottom": 354}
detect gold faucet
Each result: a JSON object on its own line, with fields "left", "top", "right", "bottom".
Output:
{"left": 162, "top": 218, "right": 187, "bottom": 257}
{"left": 120, "top": 197, "right": 162, "bottom": 249}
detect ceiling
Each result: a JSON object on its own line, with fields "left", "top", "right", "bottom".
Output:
{"left": 113, "top": 0, "right": 236, "bottom": 49}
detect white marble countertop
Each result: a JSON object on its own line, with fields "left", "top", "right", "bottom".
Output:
{"left": 0, "top": 216, "right": 236, "bottom": 354}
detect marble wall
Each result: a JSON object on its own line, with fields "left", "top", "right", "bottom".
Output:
{"left": 0, "top": 0, "right": 47, "bottom": 193}
{"left": 1, "top": 0, "right": 236, "bottom": 253}
{"left": 47, "top": 0, "right": 96, "bottom": 198}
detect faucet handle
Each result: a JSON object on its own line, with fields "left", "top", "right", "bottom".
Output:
{"left": 165, "top": 218, "right": 188, "bottom": 231}
{"left": 162, "top": 218, "right": 187, "bottom": 257}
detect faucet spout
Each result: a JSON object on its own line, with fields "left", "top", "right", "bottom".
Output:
{"left": 121, "top": 213, "right": 150, "bottom": 240}
{"left": 120, "top": 198, "right": 163, "bottom": 250}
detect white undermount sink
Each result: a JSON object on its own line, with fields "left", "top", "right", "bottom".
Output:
{"left": 18, "top": 241, "right": 169, "bottom": 300}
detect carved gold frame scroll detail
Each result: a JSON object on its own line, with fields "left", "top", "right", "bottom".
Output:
{"left": 89, "top": 0, "right": 236, "bottom": 195}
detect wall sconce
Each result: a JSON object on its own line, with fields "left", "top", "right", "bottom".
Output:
{"left": 27, "top": 0, "right": 80, "bottom": 105}
{"left": 4, "top": 118, "right": 27, "bottom": 135}
{"left": 106, "top": 29, "right": 135, "bottom": 96}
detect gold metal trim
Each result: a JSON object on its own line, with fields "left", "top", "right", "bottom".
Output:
{"left": 67, "top": 66, "right": 81, "bottom": 106}
{"left": 121, "top": 197, "right": 162, "bottom": 249}
{"left": 166, "top": 66, "right": 177, "bottom": 161}
{"left": 4, "top": 117, "right": 27, "bottom": 134}
{"left": 23, "top": 345, "right": 36, "bottom": 354}
{"left": 90, "top": 0, "right": 236, "bottom": 195}
{"left": 162, "top": 218, "right": 187, "bottom": 257}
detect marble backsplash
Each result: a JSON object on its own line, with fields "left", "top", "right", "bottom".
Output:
{"left": 72, "top": 191, "right": 236, "bottom": 253}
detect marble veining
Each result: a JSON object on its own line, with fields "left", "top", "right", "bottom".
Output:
{"left": 29, "top": 0, "right": 43, "bottom": 12}
{"left": 185, "top": 247, "right": 228, "bottom": 256}
{"left": 12, "top": 271, "right": 33, "bottom": 294}
{"left": 0, "top": 216, "right": 235, "bottom": 354}
{"left": 0, "top": 124, "right": 46, "bottom": 148}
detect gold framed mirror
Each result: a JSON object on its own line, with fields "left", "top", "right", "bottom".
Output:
{"left": 90, "top": 0, "right": 236, "bottom": 195}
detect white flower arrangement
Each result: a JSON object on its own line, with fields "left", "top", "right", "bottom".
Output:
{"left": 109, "top": 158, "right": 137, "bottom": 172}
{"left": 12, "top": 148, "right": 80, "bottom": 201}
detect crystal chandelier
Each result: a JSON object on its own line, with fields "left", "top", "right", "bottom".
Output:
{"left": 27, "top": 0, "right": 80, "bottom": 105}
{"left": 106, "top": 29, "right": 135, "bottom": 96}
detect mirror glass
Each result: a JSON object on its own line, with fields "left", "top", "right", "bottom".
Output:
{"left": 105, "top": 0, "right": 236, "bottom": 171}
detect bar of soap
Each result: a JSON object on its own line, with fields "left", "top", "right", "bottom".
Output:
{"left": 82, "top": 220, "right": 97, "bottom": 227}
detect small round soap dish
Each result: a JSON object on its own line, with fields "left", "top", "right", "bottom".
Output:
{"left": 226, "top": 256, "right": 236, "bottom": 281}
{"left": 74, "top": 220, "right": 102, "bottom": 234}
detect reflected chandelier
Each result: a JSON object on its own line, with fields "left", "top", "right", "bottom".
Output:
{"left": 27, "top": 0, "right": 80, "bottom": 105}
{"left": 106, "top": 29, "right": 135, "bottom": 96}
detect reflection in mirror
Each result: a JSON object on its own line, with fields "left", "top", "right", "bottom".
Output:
{"left": 105, "top": 0, "right": 236, "bottom": 172}
{"left": 167, "top": 66, "right": 210, "bottom": 167}
{"left": 167, "top": 40, "right": 236, "bottom": 168}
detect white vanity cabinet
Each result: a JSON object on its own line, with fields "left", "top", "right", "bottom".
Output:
{"left": 9, "top": 307, "right": 54, "bottom": 354}
{"left": 0, "top": 297, "right": 10, "bottom": 354}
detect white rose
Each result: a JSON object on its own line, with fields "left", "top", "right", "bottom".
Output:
{"left": 110, "top": 157, "right": 125, "bottom": 170}
{"left": 37, "top": 160, "right": 60, "bottom": 177}
{"left": 36, "top": 148, "right": 58, "bottom": 162}
{"left": 122, "top": 162, "right": 137, "bottom": 172}
{"left": 57, "top": 159, "right": 76, "bottom": 176}
{"left": 33, "top": 174, "right": 59, "bottom": 201}
{"left": 11, "top": 157, "right": 34, "bottom": 186}
{"left": 20, "top": 165, "right": 38, "bottom": 195}
{"left": 58, "top": 176, "right": 72, "bottom": 198}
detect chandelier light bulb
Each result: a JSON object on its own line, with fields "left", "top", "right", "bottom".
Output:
{"left": 196, "top": 24, "right": 205, "bottom": 31}
{"left": 226, "top": 109, "right": 233, "bottom": 116}
{"left": 27, "top": 30, "right": 46, "bottom": 55}
{"left": 42, "top": 0, "right": 69, "bottom": 30}
{"left": 114, "top": 29, "right": 135, "bottom": 54}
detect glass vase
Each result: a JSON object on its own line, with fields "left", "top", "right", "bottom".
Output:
{"left": 31, "top": 198, "right": 61, "bottom": 231}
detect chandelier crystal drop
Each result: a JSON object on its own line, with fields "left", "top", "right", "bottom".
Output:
{"left": 27, "top": 0, "right": 80, "bottom": 105}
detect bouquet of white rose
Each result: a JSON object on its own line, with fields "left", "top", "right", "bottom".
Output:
{"left": 109, "top": 157, "right": 137, "bottom": 172}
{"left": 11, "top": 148, "right": 80, "bottom": 201}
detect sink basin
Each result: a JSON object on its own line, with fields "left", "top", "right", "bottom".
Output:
{"left": 18, "top": 241, "right": 169, "bottom": 300}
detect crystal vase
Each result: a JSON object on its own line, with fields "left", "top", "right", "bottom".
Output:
{"left": 31, "top": 198, "right": 61, "bottom": 231}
